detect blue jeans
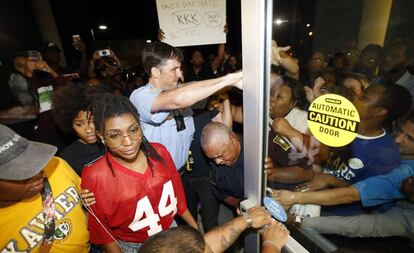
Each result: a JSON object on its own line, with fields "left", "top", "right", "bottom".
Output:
{"left": 118, "top": 240, "right": 141, "bottom": 253}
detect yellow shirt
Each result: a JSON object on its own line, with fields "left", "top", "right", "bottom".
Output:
{"left": 0, "top": 157, "right": 89, "bottom": 252}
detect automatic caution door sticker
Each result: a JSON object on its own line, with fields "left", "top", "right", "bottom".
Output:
{"left": 308, "top": 94, "right": 359, "bottom": 147}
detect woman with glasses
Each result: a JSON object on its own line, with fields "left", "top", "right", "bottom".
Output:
{"left": 81, "top": 93, "right": 198, "bottom": 253}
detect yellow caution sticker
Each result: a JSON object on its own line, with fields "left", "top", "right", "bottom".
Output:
{"left": 308, "top": 94, "right": 360, "bottom": 147}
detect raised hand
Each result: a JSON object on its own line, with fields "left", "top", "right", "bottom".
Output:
{"left": 271, "top": 40, "right": 291, "bottom": 66}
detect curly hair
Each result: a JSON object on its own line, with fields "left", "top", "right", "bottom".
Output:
{"left": 52, "top": 83, "right": 90, "bottom": 133}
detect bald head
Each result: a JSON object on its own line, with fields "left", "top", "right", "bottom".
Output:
{"left": 200, "top": 122, "right": 232, "bottom": 149}
{"left": 201, "top": 122, "right": 241, "bottom": 166}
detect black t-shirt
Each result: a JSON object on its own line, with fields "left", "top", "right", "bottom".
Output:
{"left": 267, "top": 130, "right": 310, "bottom": 190}
{"left": 267, "top": 130, "right": 309, "bottom": 168}
{"left": 186, "top": 109, "right": 220, "bottom": 177}
{"left": 210, "top": 151, "right": 244, "bottom": 201}
{"left": 184, "top": 65, "right": 215, "bottom": 82}
{"left": 59, "top": 141, "right": 104, "bottom": 176}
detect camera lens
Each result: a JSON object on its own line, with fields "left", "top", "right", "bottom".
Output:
{"left": 102, "top": 51, "right": 107, "bottom": 55}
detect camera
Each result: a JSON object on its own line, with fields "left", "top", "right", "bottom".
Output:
{"left": 98, "top": 49, "right": 111, "bottom": 57}
{"left": 27, "top": 51, "right": 42, "bottom": 61}
{"left": 72, "top": 34, "right": 82, "bottom": 43}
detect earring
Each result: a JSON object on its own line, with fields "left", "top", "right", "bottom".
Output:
{"left": 100, "top": 138, "right": 106, "bottom": 145}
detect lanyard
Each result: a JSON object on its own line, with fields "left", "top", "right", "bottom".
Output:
{"left": 40, "top": 176, "right": 55, "bottom": 252}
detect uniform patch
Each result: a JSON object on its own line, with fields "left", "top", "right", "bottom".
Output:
{"left": 273, "top": 135, "right": 291, "bottom": 151}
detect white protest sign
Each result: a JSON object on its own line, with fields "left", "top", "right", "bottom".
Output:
{"left": 156, "top": 0, "right": 226, "bottom": 47}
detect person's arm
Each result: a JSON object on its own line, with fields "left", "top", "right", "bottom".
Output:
{"left": 208, "top": 93, "right": 243, "bottom": 125}
{"left": 271, "top": 40, "right": 299, "bottom": 80}
{"left": 261, "top": 221, "right": 289, "bottom": 253}
{"left": 73, "top": 41, "right": 88, "bottom": 77}
{"left": 304, "top": 86, "right": 315, "bottom": 103}
{"left": 265, "top": 157, "right": 313, "bottom": 184}
{"left": 204, "top": 206, "right": 272, "bottom": 253}
{"left": 180, "top": 209, "right": 199, "bottom": 230}
{"left": 295, "top": 173, "right": 350, "bottom": 191}
{"left": 221, "top": 98, "right": 233, "bottom": 129}
{"left": 271, "top": 186, "right": 360, "bottom": 209}
{"left": 87, "top": 51, "right": 101, "bottom": 78}
{"left": 312, "top": 77, "right": 325, "bottom": 98}
{"left": 0, "top": 105, "right": 38, "bottom": 124}
{"left": 223, "top": 196, "right": 241, "bottom": 208}
{"left": 210, "top": 99, "right": 233, "bottom": 129}
{"left": 211, "top": 25, "right": 228, "bottom": 73}
{"left": 314, "top": 143, "right": 330, "bottom": 165}
{"left": 211, "top": 43, "right": 225, "bottom": 73}
{"left": 267, "top": 166, "right": 314, "bottom": 184}
{"left": 36, "top": 61, "right": 59, "bottom": 78}
{"left": 231, "top": 104, "right": 243, "bottom": 124}
{"left": 101, "top": 242, "right": 122, "bottom": 253}
{"left": 204, "top": 215, "right": 246, "bottom": 253}
{"left": 151, "top": 72, "right": 242, "bottom": 112}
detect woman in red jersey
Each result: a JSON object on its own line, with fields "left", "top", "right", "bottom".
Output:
{"left": 81, "top": 93, "right": 198, "bottom": 253}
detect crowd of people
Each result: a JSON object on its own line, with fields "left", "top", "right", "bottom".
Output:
{"left": 0, "top": 18, "right": 414, "bottom": 253}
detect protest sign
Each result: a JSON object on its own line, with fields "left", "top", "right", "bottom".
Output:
{"left": 156, "top": 0, "right": 226, "bottom": 47}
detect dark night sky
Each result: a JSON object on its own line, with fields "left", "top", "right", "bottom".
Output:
{"left": 49, "top": 0, "right": 242, "bottom": 57}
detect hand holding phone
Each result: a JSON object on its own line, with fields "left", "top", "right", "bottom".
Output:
{"left": 98, "top": 49, "right": 111, "bottom": 57}
{"left": 72, "top": 35, "right": 86, "bottom": 52}
{"left": 72, "top": 34, "right": 82, "bottom": 43}
{"left": 27, "top": 51, "right": 42, "bottom": 62}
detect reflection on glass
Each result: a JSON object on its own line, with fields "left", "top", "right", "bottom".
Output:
{"left": 267, "top": 0, "right": 414, "bottom": 252}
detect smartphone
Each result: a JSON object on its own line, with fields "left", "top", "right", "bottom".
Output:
{"left": 98, "top": 49, "right": 111, "bottom": 57}
{"left": 27, "top": 51, "right": 42, "bottom": 61}
{"left": 72, "top": 34, "right": 82, "bottom": 43}
{"left": 62, "top": 73, "right": 80, "bottom": 79}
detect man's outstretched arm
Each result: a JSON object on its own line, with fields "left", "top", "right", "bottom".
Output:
{"left": 152, "top": 72, "right": 242, "bottom": 112}
{"left": 272, "top": 186, "right": 360, "bottom": 209}
{"left": 204, "top": 206, "right": 272, "bottom": 253}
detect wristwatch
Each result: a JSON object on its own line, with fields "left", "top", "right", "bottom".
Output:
{"left": 240, "top": 212, "right": 253, "bottom": 228}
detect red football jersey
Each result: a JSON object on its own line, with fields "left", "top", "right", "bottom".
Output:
{"left": 81, "top": 143, "right": 187, "bottom": 244}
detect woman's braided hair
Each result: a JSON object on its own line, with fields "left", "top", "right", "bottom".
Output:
{"left": 88, "top": 92, "right": 164, "bottom": 176}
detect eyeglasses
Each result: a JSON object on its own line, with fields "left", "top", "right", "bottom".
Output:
{"left": 104, "top": 125, "right": 143, "bottom": 148}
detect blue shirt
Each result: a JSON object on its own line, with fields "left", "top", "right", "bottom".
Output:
{"left": 353, "top": 160, "right": 414, "bottom": 207}
{"left": 323, "top": 131, "right": 401, "bottom": 184}
{"left": 321, "top": 131, "right": 401, "bottom": 216}
{"left": 130, "top": 83, "right": 195, "bottom": 169}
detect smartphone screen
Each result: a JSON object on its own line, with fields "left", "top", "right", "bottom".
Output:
{"left": 27, "top": 51, "right": 42, "bottom": 61}
{"left": 72, "top": 34, "right": 82, "bottom": 43}
{"left": 98, "top": 49, "right": 111, "bottom": 57}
